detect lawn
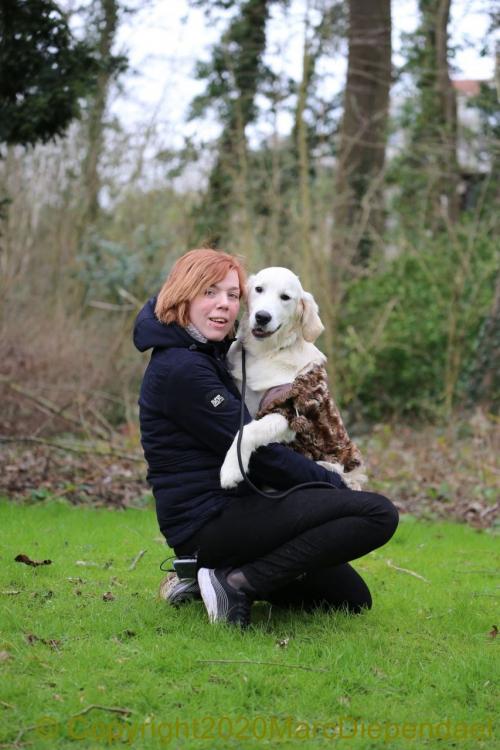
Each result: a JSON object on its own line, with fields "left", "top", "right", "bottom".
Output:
{"left": 0, "top": 499, "right": 497, "bottom": 749}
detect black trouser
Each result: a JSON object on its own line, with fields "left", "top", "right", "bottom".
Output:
{"left": 176, "top": 488, "right": 399, "bottom": 613}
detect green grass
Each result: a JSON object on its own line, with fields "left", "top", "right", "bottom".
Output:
{"left": 0, "top": 500, "right": 498, "bottom": 749}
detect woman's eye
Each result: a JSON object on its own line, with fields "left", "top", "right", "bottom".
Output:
{"left": 205, "top": 289, "right": 216, "bottom": 296}
{"left": 280, "top": 294, "right": 291, "bottom": 301}
{"left": 255, "top": 286, "right": 263, "bottom": 293}
{"left": 229, "top": 293, "right": 239, "bottom": 300}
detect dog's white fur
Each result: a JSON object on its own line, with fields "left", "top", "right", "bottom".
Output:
{"left": 220, "top": 266, "right": 365, "bottom": 490}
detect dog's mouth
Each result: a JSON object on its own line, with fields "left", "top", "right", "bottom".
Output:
{"left": 251, "top": 324, "right": 281, "bottom": 339}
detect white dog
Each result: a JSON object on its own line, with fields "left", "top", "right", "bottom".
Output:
{"left": 220, "top": 266, "right": 366, "bottom": 490}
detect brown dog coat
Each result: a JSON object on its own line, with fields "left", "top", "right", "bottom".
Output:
{"left": 256, "top": 364, "right": 362, "bottom": 472}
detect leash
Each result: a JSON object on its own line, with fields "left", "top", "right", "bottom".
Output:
{"left": 237, "top": 347, "right": 342, "bottom": 498}
{"left": 159, "top": 346, "right": 341, "bottom": 574}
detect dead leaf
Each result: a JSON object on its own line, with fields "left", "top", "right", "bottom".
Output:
{"left": 488, "top": 625, "right": 498, "bottom": 639}
{"left": 276, "top": 637, "right": 290, "bottom": 649}
{"left": 25, "top": 633, "right": 61, "bottom": 650}
{"left": 75, "top": 560, "right": 99, "bottom": 567}
{"left": 15, "top": 554, "right": 52, "bottom": 567}
{"left": 31, "top": 590, "right": 54, "bottom": 600}
{"left": 0, "top": 651, "right": 12, "bottom": 662}
{"left": 102, "top": 591, "right": 115, "bottom": 601}
{"left": 112, "top": 628, "right": 136, "bottom": 644}
{"left": 1, "top": 590, "right": 21, "bottom": 595}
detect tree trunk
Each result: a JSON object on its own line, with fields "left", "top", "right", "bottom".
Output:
{"left": 467, "top": 270, "right": 500, "bottom": 413}
{"left": 195, "top": 0, "right": 269, "bottom": 246}
{"left": 412, "top": 0, "right": 460, "bottom": 227}
{"left": 295, "top": 8, "right": 314, "bottom": 288}
{"left": 81, "top": 0, "right": 119, "bottom": 229}
{"left": 333, "top": 0, "right": 391, "bottom": 266}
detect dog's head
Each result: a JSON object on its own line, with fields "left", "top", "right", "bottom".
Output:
{"left": 242, "top": 267, "right": 324, "bottom": 347}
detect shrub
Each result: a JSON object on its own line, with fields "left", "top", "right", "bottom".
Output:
{"left": 337, "top": 223, "right": 497, "bottom": 421}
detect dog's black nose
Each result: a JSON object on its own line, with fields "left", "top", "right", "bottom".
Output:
{"left": 255, "top": 310, "right": 272, "bottom": 326}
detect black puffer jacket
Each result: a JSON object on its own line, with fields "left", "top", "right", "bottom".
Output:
{"left": 134, "top": 298, "right": 344, "bottom": 548}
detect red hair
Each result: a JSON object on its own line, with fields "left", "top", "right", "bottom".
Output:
{"left": 155, "top": 248, "right": 246, "bottom": 327}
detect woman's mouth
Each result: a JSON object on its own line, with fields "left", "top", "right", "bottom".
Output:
{"left": 209, "top": 317, "right": 228, "bottom": 328}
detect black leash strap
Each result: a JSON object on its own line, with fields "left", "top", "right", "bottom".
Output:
{"left": 237, "top": 347, "right": 340, "bottom": 498}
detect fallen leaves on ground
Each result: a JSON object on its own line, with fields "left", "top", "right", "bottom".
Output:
{"left": 0, "top": 440, "right": 149, "bottom": 509}
{"left": 360, "top": 410, "right": 499, "bottom": 528}
{"left": 25, "top": 634, "right": 61, "bottom": 650}
{"left": 276, "top": 637, "right": 290, "bottom": 649}
{"left": 14, "top": 554, "right": 52, "bottom": 567}
{"left": 1, "top": 411, "right": 498, "bottom": 526}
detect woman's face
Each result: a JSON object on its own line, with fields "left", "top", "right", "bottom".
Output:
{"left": 188, "top": 269, "right": 240, "bottom": 341}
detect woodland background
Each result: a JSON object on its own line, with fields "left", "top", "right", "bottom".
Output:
{"left": 0, "top": 0, "right": 498, "bottom": 524}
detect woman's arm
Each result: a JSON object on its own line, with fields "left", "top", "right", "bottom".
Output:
{"left": 161, "top": 356, "right": 346, "bottom": 490}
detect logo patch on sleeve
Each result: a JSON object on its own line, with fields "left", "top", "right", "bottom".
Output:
{"left": 206, "top": 389, "right": 228, "bottom": 410}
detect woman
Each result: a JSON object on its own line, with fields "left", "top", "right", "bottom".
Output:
{"left": 134, "top": 248, "right": 398, "bottom": 628}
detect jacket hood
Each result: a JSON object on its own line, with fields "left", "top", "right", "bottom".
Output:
{"left": 133, "top": 297, "right": 232, "bottom": 355}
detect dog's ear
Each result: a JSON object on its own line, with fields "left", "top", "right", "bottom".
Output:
{"left": 300, "top": 292, "right": 324, "bottom": 342}
{"left": 235, "top": 313, "right": 249, "bottom": 341}
{"left": 233, "top": 275, "right": 253, "bottom": 342}
{"left": 244, "top": 274, "right": 255, "bottom": 302}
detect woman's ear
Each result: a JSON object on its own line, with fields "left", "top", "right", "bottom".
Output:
{"left": 300, "top": 291, "right": 324, "bottom": 342}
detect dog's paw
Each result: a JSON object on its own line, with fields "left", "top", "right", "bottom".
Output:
{"left": 317, "top": 460, "right": 344, "bottom": 475}
{"left": 342, "top": 475, "right": 362, "bottom": 491}
{"left": 220, "top": 456, "right": 244, "bottom": 489}
{"left": 343, "top": 467, "right": 368, "bottom": 491}
{"left": 316, "top": 461, "right": 368, "bottom": 491}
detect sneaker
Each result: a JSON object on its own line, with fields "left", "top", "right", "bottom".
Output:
{"left": 158, "top": 572, "right": 201, "bottom": 606}
{"left": 197, "top": 567, "right": 252, "bottom": 629}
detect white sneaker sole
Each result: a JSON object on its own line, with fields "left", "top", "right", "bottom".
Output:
{"left": 197, "top": 568, "right": 229, "bottom": 622}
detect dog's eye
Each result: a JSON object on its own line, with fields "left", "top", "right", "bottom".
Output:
{"left": 255, "top": 286, "right": 263, "bottom": 293}
{"left": 280, "top": 294, "right": 291, "bottom": 301}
